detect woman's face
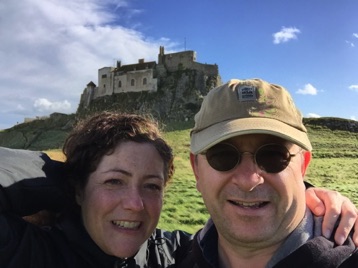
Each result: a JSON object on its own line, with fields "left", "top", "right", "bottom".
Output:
{"left": 76, "top": 141, "right": 165, "bottom": 258}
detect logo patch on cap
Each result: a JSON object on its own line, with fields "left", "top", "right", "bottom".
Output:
{"left": 237, "top": 85, "right": 257, "bottom": 102}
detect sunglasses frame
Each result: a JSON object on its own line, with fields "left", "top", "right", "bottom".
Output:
{"left": 201, "top": 143, "right": 301, "bottom": 173}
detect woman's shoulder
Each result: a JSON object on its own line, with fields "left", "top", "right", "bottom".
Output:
{"left": 151, "top": 228, "right": 194, "bottom": 256}
{"left": 153, "top": 228, "right": 193, "bottom": 243}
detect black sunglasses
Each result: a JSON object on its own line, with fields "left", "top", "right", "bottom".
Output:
{"left": 201, "top": 143, "right": 300, "bottom": 173}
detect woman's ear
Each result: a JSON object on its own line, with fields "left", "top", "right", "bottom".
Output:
{"left": 75, "top": 188, "right": 83, "bottom": 206}
{"left": 302, "top": 151, "right": 312, "bottom": 176}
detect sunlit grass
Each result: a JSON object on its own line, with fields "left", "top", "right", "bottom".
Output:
{"left": 45, "top": 123, "right": 358, "bottom": 233}
{"left": 44, "top": 149, "right": 66, "bottom": 162}
{"left": 159, "top": 125, "right": 358, "bottom": 232}
{"left": 306, "top": 158, "right": 358, "bottom": 204}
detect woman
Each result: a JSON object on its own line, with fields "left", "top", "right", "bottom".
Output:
{"left": 61, "top": 112, "right": 191, "bottom": 266}
{"left": 0, "top": 112, "right": 191, "bottom": 267}
{"left": 0, "top": 112, "right": 356, "bottom": 267}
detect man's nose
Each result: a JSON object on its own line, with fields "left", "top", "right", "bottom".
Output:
{"left": 230, "top": 153, "right": 264, "bottom": 192}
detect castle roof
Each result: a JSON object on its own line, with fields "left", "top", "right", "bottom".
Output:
{"left": 87, "top": 81, "right": 96, "bottom": 87}
{"left": 114, "top": 61, "right": 156, "bottom": 74}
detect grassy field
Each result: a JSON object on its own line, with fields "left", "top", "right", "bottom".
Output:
{"left": 160, "top": 124, "right": 358, "bottom": 233}
{"left": 45, "top": 149, "right": 66, "bottom": 162}
{"left": 46, "top": 123, "right": 358, "bottom": 234}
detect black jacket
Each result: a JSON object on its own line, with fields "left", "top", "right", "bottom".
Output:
{"left": 0, "top": 147, "right": 192, "bottom": 267}
{"left": 0, "top": 213, "right": 191, "bottom": 267}
{"left": 178, "top": 221, "right": 358, "bottom": 268}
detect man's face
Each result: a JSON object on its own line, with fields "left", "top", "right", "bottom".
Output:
{"left": 190, "top": 134, "right": 309, "bottom": 251}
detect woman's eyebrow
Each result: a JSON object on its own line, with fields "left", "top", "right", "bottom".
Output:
{"left": 103, "top": 168, "right": 164, "bottom": 181}
{"left": 102, "top": 168, "right": 131, "bottom": 176}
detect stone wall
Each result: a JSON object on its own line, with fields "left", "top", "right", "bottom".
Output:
{"left": 304, "top": 117, "right": 358, "bottom": 132}
{"left": 76, "top": 69, "right": 221, "bottom": 122}
{"left": 113, "top": 69, "right": 157, "bottom": 94}
{"left": 79, "top": 47, "right": 219, "bottom": 109}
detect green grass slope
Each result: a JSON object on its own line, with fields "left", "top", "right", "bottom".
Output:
{"left": 159, "top": 123, "right": 358, "bottom": 233}
{"left": 0, "top": 113, "right": 75, "bottom": 150}
{"left": 1, "top": 117, "right": 357, "bottom": 233}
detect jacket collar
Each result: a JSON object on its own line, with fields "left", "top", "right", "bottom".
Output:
{"left": 58, "top": 214, "right": 149, "bottom": 267}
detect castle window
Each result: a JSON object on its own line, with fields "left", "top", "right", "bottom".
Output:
{"left": 143, "top": 78, "right": 147, "bottom": 85}
{"left": 131, "top": 79, "right": 135, "bottom": 86}
{"left": 118, "top": 81, "right": 122, "bottom": 88}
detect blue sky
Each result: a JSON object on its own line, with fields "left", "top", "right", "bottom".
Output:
{"left": 0, "top": 0, "right": 357, "bottom": 129}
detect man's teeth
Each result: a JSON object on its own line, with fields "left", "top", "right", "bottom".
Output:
{"left": 112, "top": 221, "right": 140, "bottom": 229}
{"left": 231, "top": 201, "right": 266, "bottom": 208}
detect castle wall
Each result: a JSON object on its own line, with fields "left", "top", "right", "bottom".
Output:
{"left": 191, "top": 62, "right": 218, "bottom": 76}
{"left": 113, "top": 69, "right": 157, "bottom": 93}
{"left": 80, "top": 81, "right": 96, "bottom": 108}
{"left": 161, "top": 50, "right": 197, "bottom": 72}
{"left": 97, "top": 67, "right": 115, "bottom": 98}
{"left": 159, "top": 50, "right": 218, "bottom": 76}
{"left": 81, "top": 47, "right": 219, "bottom": 108}
{"left": 80, "top": 88, "right": 90, "bottom": 107}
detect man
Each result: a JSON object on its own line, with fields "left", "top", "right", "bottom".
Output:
{"left": 181, "top": 78, "right": 358, "bottom": 267}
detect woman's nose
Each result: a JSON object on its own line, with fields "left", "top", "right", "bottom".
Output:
{"left": 122, "top": 188, "right": 144, "bottom": 211}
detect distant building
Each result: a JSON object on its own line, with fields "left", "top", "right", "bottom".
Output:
{"left": 24, "top": 115, "right": 49, "bottom": 124}
{"left": 80, "top": 46, "right": 219, "bottom": 108}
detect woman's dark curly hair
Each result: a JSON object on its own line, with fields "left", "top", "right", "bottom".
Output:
{"left": 62, "top": 112, "right": 174, "bottom": 212}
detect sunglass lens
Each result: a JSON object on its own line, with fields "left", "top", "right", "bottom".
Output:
{"left": 206, "top": 144, "right": 239, "bottom": 171}
{"left": 256, "top": 144, "right": 290, "bottom": 173}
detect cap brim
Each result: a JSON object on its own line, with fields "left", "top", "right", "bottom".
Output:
{"left": 190, "top": 117, "right": 312, "bottom": 154}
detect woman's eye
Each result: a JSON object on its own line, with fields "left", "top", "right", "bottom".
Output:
{"left": 145, "top": 183, "right": 162, "bottom": 191}
{"left": 105, "top": 179, "right": 123, "bottom": 185}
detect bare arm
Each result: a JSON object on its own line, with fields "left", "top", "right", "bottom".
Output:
{"left": 306, "top": 187, "right": 358, "bottom": 246}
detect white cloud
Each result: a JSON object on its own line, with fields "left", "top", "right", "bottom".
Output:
{"left": 16, "top": 104, "right": 26, "bottom": 111}
{"left": 351, "top": 116, "right": 357, "bottom": 121}
{"left": 346, "top": 40, "right": 355, "bottom": 47}
{"left": 349, "top": 85, "right": 358, "bottom": 92}
{"left": 0, "top": 0, "right": 178, "bottom": 129}
{"left": 306, "top": 113, "right": 321, "bottom": 118}
{"left": 296, "top": 84, "right": 318, "bottom": 95}
{"left": 273, "top": 27, "right": 301, "bottom": 44}
{"left": 34, "top": 98, "right": 71, "bottom": 113}
{"left": 346, "top": 33, "right": 358, "bottom": 47}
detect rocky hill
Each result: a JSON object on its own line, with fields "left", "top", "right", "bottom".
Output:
{"left": 0, "top": 67, "right": 357, "bottom": 150}
{"left": 0, "top": 113, "right": 75, "bottom": 150}
{"left": 76, "top": 69, "right": 219, "bottom": 122}
{"left": 0, "top": 69, "right": 219, "bottom": 150}
{"left": 0, "top": 112, "right": 357, "bottom": 151}
{"left": 303, "top": 117, "right": 358, "bottom": 132}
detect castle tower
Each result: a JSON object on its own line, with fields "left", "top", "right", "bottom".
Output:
{"left": 158, "top": 46, "right": 165, "bottom": 64}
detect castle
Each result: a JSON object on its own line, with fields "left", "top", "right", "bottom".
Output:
{"left": 80, "top": 46, "right": 219, "bottom": 107}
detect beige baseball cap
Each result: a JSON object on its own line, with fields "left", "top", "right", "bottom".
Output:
{"left": 190, "top": 78, "right": 312, "bottom": 154}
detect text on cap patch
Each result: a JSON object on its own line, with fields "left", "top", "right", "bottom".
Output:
{"left": 236, "top": 84, "right": 258, "bottom": 102}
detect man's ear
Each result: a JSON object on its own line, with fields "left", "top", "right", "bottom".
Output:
{"left": 302, "top": 151, "right": 312, "bottom": 177}
{"left": 190, "top": 153, "right": 201, "bottom": 192}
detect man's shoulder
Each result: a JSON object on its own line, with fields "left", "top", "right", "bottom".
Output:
{"left": 276, "top": 236, "right": 358, "bottom": 267}
{"left": 175, "top": 228, "right": 214, "bottom": 268}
